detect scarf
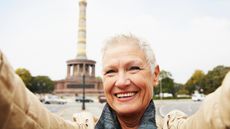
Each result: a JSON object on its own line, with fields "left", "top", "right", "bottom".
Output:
{"left": 95, "top": 100, "right": 157, "bottom": 129}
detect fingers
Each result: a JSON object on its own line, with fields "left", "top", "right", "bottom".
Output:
{"left": 73, "top": 111, "right": 96, "bottom": 129}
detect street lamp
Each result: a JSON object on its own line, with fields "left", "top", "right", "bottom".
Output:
{"left": 82, "top": 74, "right": 85, "bottom": 110}
{"left": 160, "top": 79, "right": 162, "bottom": 100}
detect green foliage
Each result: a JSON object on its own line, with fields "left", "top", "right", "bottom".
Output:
{"left": 30, "top": 76, "right": 54, "bottom": 93}
{"left": 174, "top": 83, "right": 187, "bottom": 95}
{"left": 15, "top": 68, "right": 32, "bottom": 88}
{"left": 185, "top": 70, "right": 205, "bottom": 94}
{"left": 185, "top": 66, "right": 230, "bottom": 95}
{"left": 161, "top": 77, "right": 176, "bottom": 97}
{"left": 177, "top": 88, "right": 189, "bottom": 95}
{"left": 200, "top": 65, "right": 230, "bottom": 94}
{"left": 159, "top": 70, "right": 172, "bottom": 80}
{"left": 154, "top": 86, "right": 160, "bottom": 95}
{"left": 16, "top": 67, "right": 54, "bottom": 93}
{"left": 155, "top": 70, "right": 176, "bottom": 97}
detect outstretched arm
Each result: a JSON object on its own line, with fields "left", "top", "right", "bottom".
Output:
{"left": 163, "top": 71, "right": 230, "bottom": 129}
{"left": 0, "top": 51, "right": 83, "bottom": 129}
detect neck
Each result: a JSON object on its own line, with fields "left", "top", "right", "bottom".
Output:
{"left": 116, "top": 111, "right": 144, "bottom": 129}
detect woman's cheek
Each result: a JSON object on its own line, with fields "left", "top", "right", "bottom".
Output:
{"left": 130, "top": 76, "right": 147, "bottom": 87}
{"left": 103, "top": 79, "right": 113, "bottom": 92}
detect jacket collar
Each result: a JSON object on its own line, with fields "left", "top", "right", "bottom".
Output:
{"left": 95, "top": 100, "right": 157, "bottom": 129}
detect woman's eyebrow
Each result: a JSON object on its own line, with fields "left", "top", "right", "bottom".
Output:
{"left": 103, "top": 58, "right": 144, "bottom": 69}
{"left": 126, "top": 59, "right": 143, "bottom": 66}
{"left": 102, "top": 64, "right": 116, "bottom": 72}
{"left": 103, "top": 62, "right": 116, "bottom": 67}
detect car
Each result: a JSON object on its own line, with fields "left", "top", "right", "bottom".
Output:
{"left": 192, "top": 93, "right": 205, "bottom": 101}
{"left": 75, "top": 96, "right": 94, "bottom": 103}
{"left": 98, "top": 95, "right": 106, "bottom": 103}
{"left": 43, "top": 95, "right": 67, "bottom": 104}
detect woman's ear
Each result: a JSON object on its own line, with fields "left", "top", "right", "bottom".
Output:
{"left": 153, "top": 65, "right": 160, "bottom": 86}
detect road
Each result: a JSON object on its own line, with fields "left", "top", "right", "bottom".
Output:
{"left": 44, "top": 99, "right": 202, "bottom": 121}
{"left": 155, "top": 100, "right": 202, "bottom": 117}
{"left": 44, "top": 101, "right": 105, "bottom": 120}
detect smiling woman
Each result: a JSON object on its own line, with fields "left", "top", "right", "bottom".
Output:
{"left": 96, "top": 34, "right": 160, "bottom": 129}
{"left": 0, "top": 34, "right": 230, "bottom": 129}
{"left": 95, "top": 34, "right": 230, "bottom": 129}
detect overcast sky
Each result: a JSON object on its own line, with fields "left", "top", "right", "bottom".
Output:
{"left": 0, "top": 0, "right": 230, "bottom": 83}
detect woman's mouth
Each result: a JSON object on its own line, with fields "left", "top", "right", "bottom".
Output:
{"left": 115, "top": 92, "right": 137, "bottom": 98}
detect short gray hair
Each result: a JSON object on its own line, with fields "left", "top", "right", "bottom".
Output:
{"left": 101, "top": 34, "right": 157, "bottom": 73}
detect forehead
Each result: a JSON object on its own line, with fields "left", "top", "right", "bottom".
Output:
{"left": 102, "top": 41, "right": 147, "bottom": 66}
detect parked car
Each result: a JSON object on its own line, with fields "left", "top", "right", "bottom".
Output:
{"left": 75, "top": 96, "right": 94, "bottom": 103}
{"left": 192, "top": 93, "right": 205, "bottom": 101}
{"left": 98, "top": 95, "right": 106, "bottom": 103}
{"left": 43, "top": 95, "right": 67, "bottom": 104}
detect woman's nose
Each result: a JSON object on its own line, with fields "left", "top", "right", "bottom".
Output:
{"left": 115, "top": 72, "right": 130, "bottom": 88}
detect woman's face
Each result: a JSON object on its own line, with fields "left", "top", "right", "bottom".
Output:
{"left": 102, "top": 41, "right": 158, "bottom": 116}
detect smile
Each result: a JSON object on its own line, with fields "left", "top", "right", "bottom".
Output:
{"left": 115, "top": 92, "right": 137, "bottom": 98}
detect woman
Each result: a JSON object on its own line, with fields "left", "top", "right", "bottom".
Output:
{"left": 95, "top": 34, "right": 230, "bottom": 129}
{"left": 95, "top": 34, "right": 160, "bottom": 129}
{"left": 0, "top": 34, "right": 230, "bottom": 129}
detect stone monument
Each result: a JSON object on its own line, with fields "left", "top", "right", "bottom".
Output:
{"left": 54, "top": 0, "right": 103, "bottom": 96}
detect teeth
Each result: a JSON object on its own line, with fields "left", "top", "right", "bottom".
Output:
{"left": 116, "top": 92, "right": 135, "bottom": 98}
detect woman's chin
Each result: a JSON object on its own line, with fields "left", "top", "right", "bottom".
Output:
{"left": 115, "top": 105, "right": 141, "bottom": 116}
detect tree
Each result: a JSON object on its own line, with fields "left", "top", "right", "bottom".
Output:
{"left": 185, "top": 70, "right": 205, "bottom": 95}
{"left": 175, "top": 83, "right": 188, "bottom": 95}
{"left": 155, "top": 70, "right": 172, "bottom": 95}
{"left": 15, "top": 68, "right": 32, "bottom": 89}
{"left": 155, "top": 70, "right": 176, "bottom": 97}
{"left": 200, "top": 65, "right": 230, "bottom": 94}
{"left": 176, "top": 84, "right": 189, "bottom": 95}
{"left": 31, "top": 76, "right": 54, "bottom": 93}
{"left": 159, "top": 70, "right": 172, "bottom": 80}
{"left": 161, "top": 77, "right": 176, "bottom": 97}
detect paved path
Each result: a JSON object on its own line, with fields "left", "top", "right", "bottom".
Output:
{"left": 44, "top": 102, "right": 105, "bottom": 120}
{"left": 44, "top": 99, "right": 202, "bottom": 120}
{"left": 155, "top": 100, "right": 202, "bottom": 117}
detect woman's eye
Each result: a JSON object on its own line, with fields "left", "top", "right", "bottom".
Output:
{"left": 129, "top": 66, "right": 141, "bottom": 71}
{"left": 104, "top": 70, "right": 115, "bottom": 75}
